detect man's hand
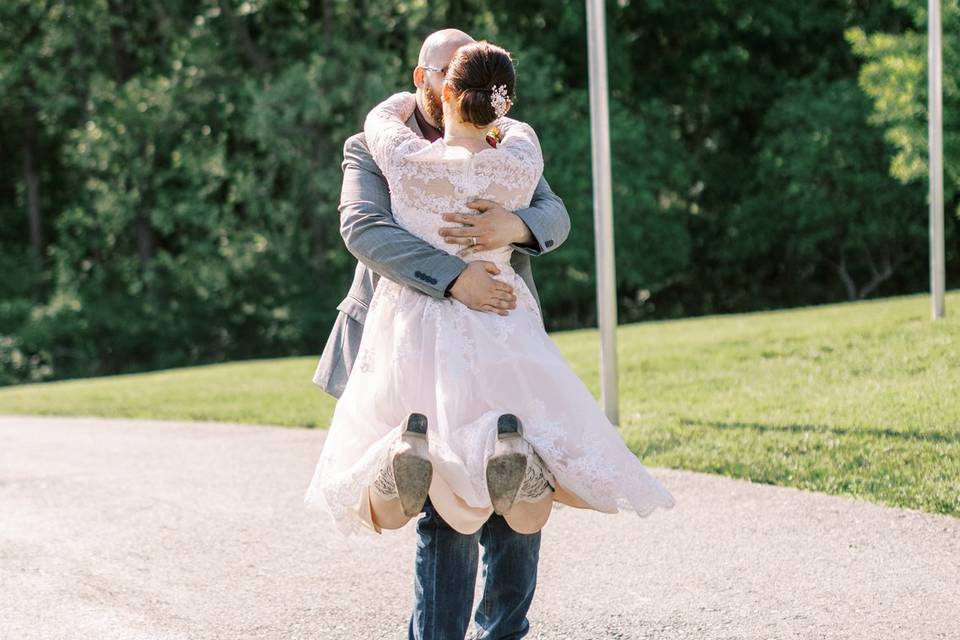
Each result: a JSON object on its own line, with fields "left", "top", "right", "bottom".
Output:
{"left": 439, "top": 199, "right": 534, "bottom": 257}
{"left": 449, "top": 261, "right": 518, "bottom": 315}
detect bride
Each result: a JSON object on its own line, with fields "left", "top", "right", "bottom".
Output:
{"left": 304, "top": 40, "right": 675, "bottom": 538}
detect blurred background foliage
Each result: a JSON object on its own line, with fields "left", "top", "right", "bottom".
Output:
{"left": 1, "top": 0, "right": 958, "bottom": 384}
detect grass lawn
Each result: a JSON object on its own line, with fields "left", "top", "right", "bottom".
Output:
{"left": 2, "top": 290, "right": 957, "bottom": 517}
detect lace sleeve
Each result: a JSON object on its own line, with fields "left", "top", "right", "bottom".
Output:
{"left": 494, "top": 116, "right": 545, "bottom": 179}
{"left": 363, "top": 91, "right": 430, "bottom": 177}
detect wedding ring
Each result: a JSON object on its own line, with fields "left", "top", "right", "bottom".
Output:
{"left": 471, "top": 237, "right": 477, "bottom": 246}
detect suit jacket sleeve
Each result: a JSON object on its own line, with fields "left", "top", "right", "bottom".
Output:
{"left": 509, "top": 173, "right": 571, "bottom": 257}
{"left": 338, "top": 133, "right": 468, "bottom": 299}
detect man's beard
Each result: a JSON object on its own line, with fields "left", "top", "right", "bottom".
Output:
{"left": 423, "top": 85, "right": 444, "bottom": 130}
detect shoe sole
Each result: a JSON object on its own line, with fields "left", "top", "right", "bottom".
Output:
{"left": 393, "top": 413, "right": 432, "bottom": 518}
{"left": 392, "top": 450, "right": 432, "bottom": 518}
{"left": 486, "top": 452, "right": 528, "bottom": 515}
{"left": 487, "top": 414, "right": 528, "bottom": 514}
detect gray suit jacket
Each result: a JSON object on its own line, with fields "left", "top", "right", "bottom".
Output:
{"left": 312, "top": 113, "right": 571, "bottom": 398}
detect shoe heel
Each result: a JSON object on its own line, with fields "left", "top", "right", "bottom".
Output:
{"left": 404, "top": 412, "right": 428, "bottom": 438}
{"left": 496, "top": 414, "right": 523, "bottom": 440}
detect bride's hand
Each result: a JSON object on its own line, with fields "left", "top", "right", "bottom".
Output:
{"left": 440, "top": 200, "right": 534, "bottom": 257}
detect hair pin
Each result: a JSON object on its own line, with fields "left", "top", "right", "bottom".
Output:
{"left": 490, "top": 84, "right": 511, "bottom": 118}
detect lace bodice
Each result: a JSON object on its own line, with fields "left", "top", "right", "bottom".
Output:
{"left": 363, "top": 92, "right": 545, "bottom": 267}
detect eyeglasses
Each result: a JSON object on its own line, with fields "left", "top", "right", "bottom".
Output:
{"left": 419, "top": 64, "right": 447, "bottom": 77}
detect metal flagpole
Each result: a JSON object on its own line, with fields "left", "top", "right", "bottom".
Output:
{"left": 585, "top": 0, "right": 620, "bottom": 424}
{"left": 929, "top": 0, "right": 946, "bottom": 319}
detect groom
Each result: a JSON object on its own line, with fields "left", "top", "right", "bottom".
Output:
{"left": 312, "top": 28, "right": 570, "bottom": 639}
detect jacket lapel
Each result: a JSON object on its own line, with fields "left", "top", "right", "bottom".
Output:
{"left": 405, "top": 112, "right": 426, "bottom": 140}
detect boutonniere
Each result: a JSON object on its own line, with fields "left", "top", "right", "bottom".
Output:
{"left": 485, "top": 125, "right": 503, "bottom": 148}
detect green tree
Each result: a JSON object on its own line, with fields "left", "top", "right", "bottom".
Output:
{"left": 847, "top": 0, "right": 960, "bottom": 216}
{"left": 735, "top": 77, "right": 929, "bottom": 302}
{"left": 1, "top": 0, "right": 950, "bottom": 384}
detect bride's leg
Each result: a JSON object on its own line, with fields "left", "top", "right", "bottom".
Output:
{"left": 502, "top": 493, "right": 554, "bottom": 534}
{"left": 366, "top": 413, "right": 432, "bottom": 531}
{"left": 368, "top": 488, "right": 416, "bottom": 530}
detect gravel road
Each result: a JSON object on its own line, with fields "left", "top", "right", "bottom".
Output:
{"left": 1, "top": 414, "right": 957, "bottom": 640}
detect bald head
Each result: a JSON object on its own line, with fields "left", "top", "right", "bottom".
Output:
{"left": 413, "top": 29, "right": 475, "bottom": 128}
{"left": 417, "top": 28, "right": 475, "bottom": 68}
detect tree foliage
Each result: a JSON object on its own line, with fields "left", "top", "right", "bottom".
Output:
{"left": 0, "top": 0, "right": 955, "bottom": 384}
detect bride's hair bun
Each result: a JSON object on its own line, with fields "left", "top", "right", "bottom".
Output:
{"left": 445, "top": 41, "right": 515, "bottom": 126}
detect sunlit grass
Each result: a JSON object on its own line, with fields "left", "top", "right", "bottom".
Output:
{"left": 2, "top": 290, "right": 957, "bottom": 516}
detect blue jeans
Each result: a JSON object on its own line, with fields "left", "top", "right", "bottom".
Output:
{"left": 408, "top": 496, "right": 541, "bottom": 640}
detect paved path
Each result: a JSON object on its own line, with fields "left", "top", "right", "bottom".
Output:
{"left": 1, "top": 414, "right": 957, "bottom": 640}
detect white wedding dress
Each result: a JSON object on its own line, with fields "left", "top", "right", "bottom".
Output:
{"left": 304, "top": 91, "right": 675, "bottom": 537}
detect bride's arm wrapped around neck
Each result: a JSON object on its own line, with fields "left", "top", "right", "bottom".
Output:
{"left": 363, "top": 91, "right": 423, "bottom": 176}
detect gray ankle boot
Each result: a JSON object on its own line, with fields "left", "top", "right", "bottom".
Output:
{"left": 485, "top": 414, "right": 556, "bottom": 515}
{"left": 371, "top": 413, "right": 433, "bottom": 517}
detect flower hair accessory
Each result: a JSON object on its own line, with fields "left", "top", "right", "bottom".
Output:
{"left": 489, "top": 84, "right": 511, "bottom": 118}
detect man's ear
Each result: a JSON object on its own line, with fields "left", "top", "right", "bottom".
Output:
{"left": 412, "top": 66, "right": 424, "bottom": 89}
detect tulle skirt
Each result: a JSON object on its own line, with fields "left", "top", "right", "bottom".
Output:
{"left": 303, "top": 264, "right": 675, "bottom": 537}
